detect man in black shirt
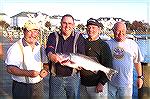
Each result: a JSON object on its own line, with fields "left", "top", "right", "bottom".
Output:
{"left": 80, "top": 18, "right": 113, "bottom": 99}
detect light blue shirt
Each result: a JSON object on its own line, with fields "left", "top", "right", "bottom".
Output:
{"left": 106, "top": 39, "right": 143, "bottom": 87}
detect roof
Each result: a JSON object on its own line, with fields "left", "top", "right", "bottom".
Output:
{"left": 97, "top": 17, "right": 125, "bottom": 21}
{"left": 10, "top": 11, "right": 48, "bottom": 18}
{"left": 49, "top": 15, "right": 80, "bottom": 21}
{"left": 0, "top": 13, "right": 6, "bottom": 15}
{"left": 10, "top": 12, "right": 35, "bottom": 18}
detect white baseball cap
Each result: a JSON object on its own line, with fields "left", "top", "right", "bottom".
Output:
{"left": 24, "top": 20, "right": 39, "bottom": 31}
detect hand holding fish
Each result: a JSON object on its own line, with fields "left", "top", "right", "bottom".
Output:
{"left": 48, "top": 52, "right": 62, "bottom": 63}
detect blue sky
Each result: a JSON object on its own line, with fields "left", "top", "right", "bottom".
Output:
{"left": 0, "top": 0, "right": 150, "bottom": 24}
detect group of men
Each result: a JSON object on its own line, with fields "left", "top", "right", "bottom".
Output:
{"left": 5, "top": 14, "right": 143, "bottom": 99}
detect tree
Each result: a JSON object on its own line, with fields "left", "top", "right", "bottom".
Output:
{"left": 45, "top": 21, "right": 51, "bottom": 30}
{"left": 76, "top": 24, "right": 85, "bottom": 32}
{"left": 130, "top": 21, "right": 147, "bottom": 32}
{"left": 0, "top": 20, "right": 10, "bottom": 30}
{"left": 125, "top": 21, "right": 131, "bottom": 30}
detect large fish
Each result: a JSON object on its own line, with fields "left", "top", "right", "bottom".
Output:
{"left": 57, "top": 53, "right": 117, "bottom": 81}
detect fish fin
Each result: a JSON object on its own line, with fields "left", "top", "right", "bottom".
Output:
{"left": 105, "top": 69, "right": 118, "bottom": 81}
{"left": 71, "top": 53, "right": 99, "bottom": 63}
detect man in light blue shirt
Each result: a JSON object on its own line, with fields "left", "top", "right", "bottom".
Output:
{"left": 106, "top": 22, "right": 143, "bottom": 99}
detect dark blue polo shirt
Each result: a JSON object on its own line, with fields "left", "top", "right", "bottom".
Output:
{"left": 46, "top": 32, "right": 85, "bottom": 76}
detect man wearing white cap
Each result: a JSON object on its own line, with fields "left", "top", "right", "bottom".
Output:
{"left": 5, "top": 20, "right": 49, "bottom": 99}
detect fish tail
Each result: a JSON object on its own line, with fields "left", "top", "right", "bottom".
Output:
{"left": 106, "top": 69, "right": 118, "bottom": 81}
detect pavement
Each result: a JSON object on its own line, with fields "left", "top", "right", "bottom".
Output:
{"left": 0, "top": 37, "right": 49, "bottom": 99}
{"left": 0, "top": 58, "right": 12, "bottom": 99}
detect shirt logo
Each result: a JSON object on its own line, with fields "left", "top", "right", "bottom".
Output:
{"left": 113, "top": 47, "right": 124, "bottom": 60}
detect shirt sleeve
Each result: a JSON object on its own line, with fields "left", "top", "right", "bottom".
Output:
{"left": 98, "top": 41, "right": 113, "bottom": 85}
{"left": 45, "top": 33, "right": 56, "bottom": 56}
{"left": 98, "top": 72, "right": 109, "bottom": 85}
{"left": 100, "top": 41, "right": 113, "bottom": 69}
{"left": 41, "top": 45, "right": 48, "bottom": 63}
{"left": 76, "top": 34, "right": 85, "bottom": 55}
{"left": 133, "top": 41, "right": 144, "bottom": 63}
{"left": 5, "top": 42, "right": 23, "bottom": 67}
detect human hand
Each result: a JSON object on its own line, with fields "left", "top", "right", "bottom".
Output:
{"left": 39, "top": 69, "right": 49, "bottom": 78}
{"left": 28, "top": 70, "right": 40, "bottom": 78}
{"left": 49, "top": 53, "right": 62, "bottom": 63}
{"left": 137, "top": 78, "right": 143, "bottom": 89}
{"left": 96, "top": 83, "right": 104, "bottom": 93}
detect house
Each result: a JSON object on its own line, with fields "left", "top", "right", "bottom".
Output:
{"left": 0, "top": 13, "right": 11, "bottom": 30}
{"left": 50, "top": 15, "right": 62, "bottom": 28}
{"left": 97, "top": 17, "right": 126, "bottom": 33}
{"left": 10, "top": 11, "right": 49, "bottom": 29}
{"left": 10, "top": 12, "right": 33, "bottom": 28}
{"left": 0, "top": 12, "right": 10, "bottom": 23}
{"left": 11, "top": 12, "right": 81, "bottom": 31}
{"left": 0, "top": 13, "right": 7, "bottom": 21}
{"left": 49, "top": 15, "right": 81, "bottom": 31}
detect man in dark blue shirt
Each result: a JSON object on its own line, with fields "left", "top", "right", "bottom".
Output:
{"left": 46, "top": 14, "right": 85, "bottom": 99}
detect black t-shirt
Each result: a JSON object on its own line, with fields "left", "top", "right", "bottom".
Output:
{"left": 80, "top": 38, "right": 113, "bottom": 86}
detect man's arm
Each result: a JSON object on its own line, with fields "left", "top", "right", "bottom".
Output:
{"left": 47, "top": 52, "right": 62, "bottom": 63}
{"left": 96, "top": 42, "right": 113, "bottom": 92}
{"left": 101, "top": 42, "right": 113, "bottom": 68}
{"left": 7, "top": 65, "right": 40, "bottom": 78}
{"left": 76, "top": 34, "right": 85, "bottom": 55}
{"left": 134, "top": 63, "right": 143, "bottom": 89}
{"left": 42, "top": 63, "right": 49, "bottom": 71}
{"left": 39, "top": 63, "right": 49, "bottom": 78}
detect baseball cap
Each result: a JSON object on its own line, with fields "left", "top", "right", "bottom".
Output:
{"left": 86, "top": 18, "right": 103, "bottom": 28}
{"left": 24, "top": 20, "right": 39, "bottom": 31}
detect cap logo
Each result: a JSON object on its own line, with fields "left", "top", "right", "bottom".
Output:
{"left": 87, "top": 18, "right": 97, "bottom": 23}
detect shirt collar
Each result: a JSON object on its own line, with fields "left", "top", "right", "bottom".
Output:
{"left": 59, "top": 31, "right": 75, "bottom": 37}
{"left": 88, "top": 36, "right": 100, "bottom": 41}
{"left": 22, "top": 38, "right": 39, "bottom": 47}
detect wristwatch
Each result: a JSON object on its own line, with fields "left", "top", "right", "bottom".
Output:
{"left": 138, "top": 76, "right": 144, "bottom": 79}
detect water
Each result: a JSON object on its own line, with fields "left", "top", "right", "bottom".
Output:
{"left": 135, "top": 34, "right": 150, "bottom": 63}
{"left": 133, "top": 34, "right": 150, "bottom": 98}
{"left": 133, "top": 67, "right": 138, "bottom": 98}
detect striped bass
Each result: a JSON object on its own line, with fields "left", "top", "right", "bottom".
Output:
{"left": 57, "top": 53, "right": 117, "bottom": 80}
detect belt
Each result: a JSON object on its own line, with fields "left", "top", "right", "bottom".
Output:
{"left": 13, "top": 80, "right": 42, "bottom": 85}
{"left": 51, "top": 71, "right": 80, "bottom": 77}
